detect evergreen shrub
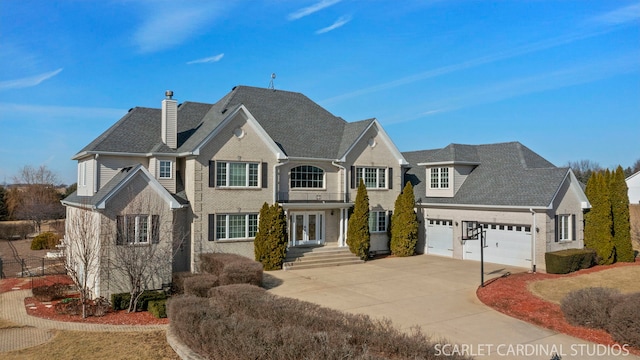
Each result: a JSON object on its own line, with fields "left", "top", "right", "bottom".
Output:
{"left": 390, "top": 182, "right": 419, "bottom": 257}
{"left": 30, "top": 231, "right": 60, "bottom": 250}
{"left": 148, "top": 299, "right": 167, "bottom": 318}
{"left": 347, "top": 180, "right": 370, "bottom": 260}
{"left": 544, "top": 248, "right": 595, "bottom": 274}
{"left": 254, "top": 203, "right": 288, "bottom": 270}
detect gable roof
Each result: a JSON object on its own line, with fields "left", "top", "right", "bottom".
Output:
{"left": 61, "top": 164, "right": 188, "bottom": 210}
{"left": 74, "top": 86, "right": 384, "bottom": 161}
{"left": 403, "top": 142, "right": 570, "bottom": 208}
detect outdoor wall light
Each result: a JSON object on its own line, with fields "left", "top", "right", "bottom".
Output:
{"left": 455, "top": 221, "right": 459, "bottom": 226}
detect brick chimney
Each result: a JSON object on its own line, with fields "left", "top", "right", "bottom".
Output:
{"left": 162, "top": 90, "right": 177, "bottom": 149}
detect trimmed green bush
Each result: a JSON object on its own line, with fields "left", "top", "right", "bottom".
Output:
{"left": 347, "top": 179, "right": 370, "bottom": 260}
{"left": 390, "top": 182, "right": 419, "bottom": 257}
{"left": 545, "top": 248, "right": 595, "bottom": 274}
{"left": 183, "top": 274, "right": 219, "bottom": 297}
{"left": 137, "top": 291, "right": 167, "bottom": 311}
{"left": 148, "top": 299, "right": 167, "bottom": 318}
{"left": 30, "top": 231, "right": 60, "bottom": 250}
{"left": 110, "top": 292, "right": 132, "bottom": 311}
{"left": 561, "top": 287, "right": 620, "bottom": 329}
{"left": 254, "top": 202, "right": 288, "bottom": 270}
{"left": 608, "top": 292, "right": 640, "bottom": 348}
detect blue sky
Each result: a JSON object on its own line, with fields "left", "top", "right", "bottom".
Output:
{"left": 1, "top": 0, "right": 638, "bottom": 185}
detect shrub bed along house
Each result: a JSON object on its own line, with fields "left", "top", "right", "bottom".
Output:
{"left": 545, "top": 248, "right": 595, "bottom": 274}
{"left": 32, "top": 283, "right": 67, "bottom": 302}
{"left": 199, "top": 253, "right": 263, "bottom": 286}
{"left": 168, "top": 284, "right": 471, "bottom": 360}
{"left": 111, "top": 290, "right": 167, "bottom": 311}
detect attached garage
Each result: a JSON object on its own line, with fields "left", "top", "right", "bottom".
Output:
{"left": 463, "top": 223, "right": 532, "bottom": 268}
{"left": 425, "top": 219, "right": 453, "bottom": 257}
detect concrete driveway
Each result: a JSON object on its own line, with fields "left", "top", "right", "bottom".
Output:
{"left": 267, "top": 255, "right": 637, "bottom": 360}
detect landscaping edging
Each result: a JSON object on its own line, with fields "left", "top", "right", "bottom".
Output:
{"left": 166, "top": 326, "right": 205, "bottom": 360}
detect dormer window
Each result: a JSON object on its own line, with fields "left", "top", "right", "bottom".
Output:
{"left": 430, "top": 168, "right": 449, "bottom": 189}
{"left": 159, "top": 160, "right": 172, "bottom": 179}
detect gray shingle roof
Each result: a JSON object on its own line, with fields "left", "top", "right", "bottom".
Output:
{"left": 76, "top": 86, "right": 371, "bottom": 160}
{"left": 403, "top": 142, "right": 569, "bottom": 208}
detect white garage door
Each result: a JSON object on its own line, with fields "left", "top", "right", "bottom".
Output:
{"left": 463, "top": 223, "right": 532, "bottom": 268}
{"left": 426, "top": 219, "right": 453, "bottom": 257}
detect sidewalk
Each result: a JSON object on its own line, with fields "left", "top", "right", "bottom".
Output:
{"left": 0, "top": 289, "right": 167, "bottom": 353}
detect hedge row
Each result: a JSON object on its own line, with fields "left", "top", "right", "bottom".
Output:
{"left": 545, "top": 248, "right": 596, "bottom": 274}
{"left": 168, "top": 284, "right": 472, "bottom": 360}
{"left": 561, "top": 288, "right": 640, "bottom": 348}
{"left": 0, "top": 222, "right": 34, "bottom": 240}
{"left": 110, "top": 290, "right": 167, "bottom": 311}
{"left": 199, "top": 253, "right": 263, "bottom": 286}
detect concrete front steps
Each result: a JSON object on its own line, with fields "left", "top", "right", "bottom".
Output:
{"left": 283, "top": 245, "right": 364, "bottom": 270}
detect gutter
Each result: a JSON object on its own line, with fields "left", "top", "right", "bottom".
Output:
{"left": 529, "top": 208, "right": 537, "bottom": 273}
{"left": 273, "top": 160, "right": 289, "bottom": 204}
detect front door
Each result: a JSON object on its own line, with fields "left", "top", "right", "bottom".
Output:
{"left": 291, "top": 212, "right": 324, "bottom": 246}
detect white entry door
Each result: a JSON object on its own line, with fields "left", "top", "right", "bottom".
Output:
{"left": 291, "top": 212, "right": 324, "bottom": 246}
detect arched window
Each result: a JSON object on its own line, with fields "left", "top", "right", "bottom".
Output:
{"left": 290, "top": 165, "right": 324, "bottom": 188}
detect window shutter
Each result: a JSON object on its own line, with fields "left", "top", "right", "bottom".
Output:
{"left": 350, "top": 166, "right": 356, "bottom": 189}
{"left": 151, "top": 215, "right": 160, "bottom": 244}
{"left": 261, "top": 162, "right": 268, "bottom": 188}
{"left": 388, "top": 167, "right": 393, "bottom": 189}
{"left": 116, "top": 216, "right": 124, "bottom": 245}
{"left": 209, "top": 161, "right": 215, "bottom": 187}
{"left": 554, "top": 215, "right": 559, "bottom": 242}
{"left": 208, "top": 214, "right": 215, "bottom": 241}
{"left": 571, "top": 214, "right": 576, "bottom": 241}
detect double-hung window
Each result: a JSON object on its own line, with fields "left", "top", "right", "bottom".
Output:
{"left": 556, "top": 214, "right": 575, "bottom": 242}
{"left": 159, "top": 160, "right": 172, "bottom": 179}
{"left": 369, "top": 211, "right": 387, "bottom": 233}
{"left": 356, "top": 167, "right": 386, "bottom": 189}
{"left": 216, "top": 162, "right": 259, "bottom": 187}
{"left": 213, "top": 214, "right": 259, "bottom": 240}
{"left": 116, "top": 214, "right": 160, "bottom": 245}
{"left": 430, "top": 168, "right": 449, "bottom": 189}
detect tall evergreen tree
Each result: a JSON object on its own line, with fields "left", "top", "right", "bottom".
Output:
{"left": 390, "top": 182, "right": 418, "bottom": 257}
{"left": 347, "top": 179, "right": 370, "bottom": 260}
{"left": 584, "top": 172, "right": 615, "bottom": 264}
{"left": 610, "top": 166, "right": 634, "bottom": 262}
{"left": 0, "top": 185, "right": 8, "bottom": 221}
{"left": 254, "top": 202, "right": 288, "bottom": 270}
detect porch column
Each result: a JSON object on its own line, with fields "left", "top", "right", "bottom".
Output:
{"left": 340, "top": 208, "right": 348, "bottom": 247}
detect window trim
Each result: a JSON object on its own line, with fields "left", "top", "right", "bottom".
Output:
{"left": 356, "top": 167, "right": 387, "bottom": 189}
{"left": 158, "top": 160, "right": 172, "bottom": 179}
{"left": 429, "top": 167, "right": 450, "bottom": 189}
{"left": 290, "top": 165, "right": 325, "bottom": 189}
{"left": 213, "top": 213, "right": 259, "bottom": 241}
{"left": 556, "top": 214, "right": 576, "bottom": 242}
{"left": 116, "top": 214, "right": 160, "bottom": 245}
{"left": 216, "top": 161, "right": 260, "bottom": 188}
{"left": 369, "top": 211, "right": 388, "bottom": 233}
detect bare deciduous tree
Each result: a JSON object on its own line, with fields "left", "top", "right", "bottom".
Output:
{"left": 565, "top": 160, "right": 603, "bottom": 184}
{"left": 106, "top": 192, "right": 184, "bottom": 313}
{"left": 11, "top": 165, "right": 64, "bottom": 232}
{"left": 63, "top": 204, "right": 101, "bottom": 318}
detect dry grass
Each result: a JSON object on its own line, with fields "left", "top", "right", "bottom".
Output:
{"left": 1, "top": 330, "right": 178, "bottom": 360}
{"left": 529, "top": 266, "right": 640, "bottom": 304}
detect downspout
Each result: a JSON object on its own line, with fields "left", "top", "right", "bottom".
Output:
{"left": 529, "top": 208, "right": 537, "bottom": 273}
{"left": 332, "top": 161, "right": 347, "bottom": 247}
{"left": 94, "top": 153, "right": 100, "bottom": 193}
{"left": 272, "top": 159, "right": 289, "bottom": 204}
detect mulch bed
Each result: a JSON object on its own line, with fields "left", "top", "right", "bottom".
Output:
{"left": 477, "top": 258, "right": 640, "bottom": 355}
{"left": 1, "top": 275, "right": 168, "bottom": 326}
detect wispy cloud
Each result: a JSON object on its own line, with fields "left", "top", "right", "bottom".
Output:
{"left": 133, "top": 3, "right": 231, "bottom": 53}
{"left": 388, "top": 53, "right": 640, "bottom": 124}
{"left": 322, "top": 3, "right": 638, "bottom": 105}
{"left": 316, "top": 15, "right": 351, "bottom": 34}
{"left": 288, "top": 0, "right": 341, "bottom": 21}
{"left": 0, "top": 68, "right": 63, "bottom": 90}
{"left": 187, "top": 53, "right": 224, "bottom": 65}
{"left": 590, "top": 2, "right": 640, "bottom": 25}
{"left": 0, "top": 102, "right": 126, "bottom": 120}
